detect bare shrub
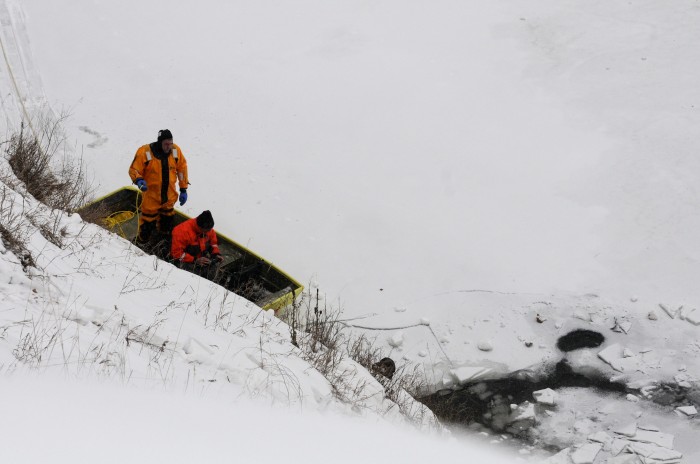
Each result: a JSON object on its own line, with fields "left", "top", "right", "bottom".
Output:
{"left": 0, "top": 223, "right": 35, "bottom": 269}
{"left": 4, "top": 115, "right": 95, "bottom": 212}
{"left": 346, "top": 330, "right": 434, "bottom": 424}
{"left": 0, "top": 186, "right": 35, "bottom": 269}
{"left": 11, "top": 313, "right": 67, "bottom": 368}
{"left": 23, "top": 207, "right": 71, "bottom": 249}
{"left": 285, "top": 288, "right": 345, "bottom": 376}
{"left": 37, "top": 216, "right": 69, "bottom": 248}
{"left": 283, "top": 286, "right": 435, "bottom": 425}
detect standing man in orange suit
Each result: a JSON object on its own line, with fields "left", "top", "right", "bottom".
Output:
{"left": 128, "top": 129, "right": 189, "bottom": 244}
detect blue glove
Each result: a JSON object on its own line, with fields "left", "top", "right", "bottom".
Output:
{"left": 135, "top": 178, "right": 147, "bottom": 191}
{"left": 179, "top": 189, "right": 188, "bottom": 206}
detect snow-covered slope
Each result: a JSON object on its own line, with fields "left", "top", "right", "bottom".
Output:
{"left": 0, "top": 167, "right": 414, "bottom": 418}
{"left": 1, "top": 166, "right": 509, "bottom": 461}
{"left": 2, "top": 0, "right": 700, "bottom": 462}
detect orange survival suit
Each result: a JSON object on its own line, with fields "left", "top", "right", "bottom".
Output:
{"left": 128, "top": 140, "right": 188, "bottom": 239}
{"left": 171, "top": 216, "right": 221, "bottom": 264}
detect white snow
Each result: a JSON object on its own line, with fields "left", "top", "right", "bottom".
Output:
{"left": 659, "top": 304, "right": 679, "bottom": 320}
{"left": 684, "top": 310, "right": 700, "bottom": 326}
{"left": 387, "top": 332, "right": 404, "bottom": 348}
{"left": 0, "top": 377, "right": 516, "bottom": 464}
{"left": 477, "top": 340, "right": 494, "bottom": 352}
{"left": 451, "top": 366, "right": 492, "bottom": 384}
{"left": 540, "top": 449, "right": 573, "bottom": 464}
{"left": 0, "top": 0, "right": 699, "bottom": 462}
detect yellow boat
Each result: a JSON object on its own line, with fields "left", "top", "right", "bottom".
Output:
{"left": 79, "top": 187, "right": 303, "bottom": 312}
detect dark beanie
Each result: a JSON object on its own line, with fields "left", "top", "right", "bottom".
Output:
{"left": 157, "top": 129, "right": 173, "bottom": 142}
{"left": 196, "top": 210, "right": 214, "bottom": 229}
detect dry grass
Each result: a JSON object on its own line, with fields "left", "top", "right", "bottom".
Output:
{"left": 283, "top": 287, "right": 437, "bottom": 426}
{"left": 0, "top": 185, "right": 35, "bottom": 269}
{"left": 4, "top": 116, "right": 94, "bottom": 213}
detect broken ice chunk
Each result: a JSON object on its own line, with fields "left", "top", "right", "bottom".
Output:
{"left": 675, "top": 405, "right": 697, "bottom": 416}
{"left": 674, "top": 373, "right": 692, "bottom": 389}
{"left": 610, "top": 438, "right": 631, "bottom": 456}
{"left": 570, "top": 443, "right": 602, "bottom": 464}
{"left": 598, "top": 343, "right": 625, "bottom": 371}
{"left": 659, "top": 303, "right": 678, "bottom": 319}
{"left": 611, "top": 319, "right": 632, "bottom": 334}
{"left": 532, "top": 388, "right": 559, "bottom": 406}
{"left": 685, "top": 309, "right": 700, "bottom": 326}
{"left": 614, "top": 423, "right": 637, "bottom": 437}
{"left": 624, "top": 442, "right": 682, "bottom": 462}
{"left": 509, "top": 401, "right": 536, "bottom": 423}
{"left": 606, "top": 454, "right": 640, "bottom": 464}
{"left": 628, "top": 429, "right": 675, "bottom": 449}
{"left": 588, "top": 431, "right": 613, "bottom": 448}
{"left": 637, "top": 423, "right": 660, "bottom": 432}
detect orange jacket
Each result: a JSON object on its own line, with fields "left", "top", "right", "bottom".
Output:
{"left": 171, "top": 218, "right": 220, "bottom": 263}
{"left": 128, "top": 143, "right": 188, "bottom": 208}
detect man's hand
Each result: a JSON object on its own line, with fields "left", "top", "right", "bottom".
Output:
{"left": 195, "top": 256, "right": 211, "bottom": 266}
{"left": 213, "top": 253, "right": 224, "bottom": 263}
{"left": 179, "top": 189, "right": 188, "bottom": 206}
{"left": 135, "top": 178, "right": 148, "bottom": 192}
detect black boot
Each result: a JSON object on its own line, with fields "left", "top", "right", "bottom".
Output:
{"left": 159, "top": 215, "right": 175, "bottom": 235}
{"left": 151, "top": 215, "right": 175, "bottom": 259}
{"left": 135, "top": 221, "right": 156, "bottom": 249}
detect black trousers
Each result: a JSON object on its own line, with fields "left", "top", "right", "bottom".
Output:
{"left": 179, "top": 261, "right": 221, "bottom": 280}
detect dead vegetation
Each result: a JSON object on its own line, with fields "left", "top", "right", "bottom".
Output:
{"left": 0, "top": 185, "right": 35, "bottom": 269}
{"left": 0, "top": 114, "right": 96, "bottom": 268}
{"left": 4, "top": 115, "right": 94, "bottom": 213}
{"left": 283, "top": 287, "right": 437, "bottom": 425}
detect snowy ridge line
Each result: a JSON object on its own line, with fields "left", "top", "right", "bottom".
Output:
{"left": 0, "top": 1, "right": 30, "bottom": 126}
{"left": 404, "top": 288, "right": 548, "bottom": 306}
{"left": 0, "top": 0, "right": 45, "bottom": 140}
{"left": 343, "top": 320, "right": 453, "bottom": 366}
{"left": 342, "top": 322, "right": 428, "bottom": 331}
